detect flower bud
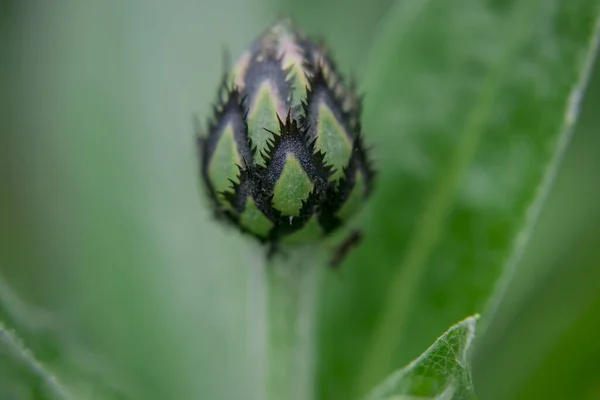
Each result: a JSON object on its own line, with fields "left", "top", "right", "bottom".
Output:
{"left": 198, "top": 19, "right": 374, "bottom": 245}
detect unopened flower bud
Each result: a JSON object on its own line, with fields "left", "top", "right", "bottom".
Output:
{"left": 198, "top": 19, "right": 375, "bottom": 246}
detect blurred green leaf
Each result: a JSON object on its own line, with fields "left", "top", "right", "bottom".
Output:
{"left": 473, "top": 55, "right": 600, "bottom": 400}
{"left": 0, "top": 318, "right": 69, "bottom": 400}
{"left": 316, "top": 1, "right": 600, "bottom": 399}
{"left": 0, "top": 274, "right": 135, "bottom": 400}
{"left": 0, "top": 273, "right": 68, "bottom": 400}
{"left": 474, "top": 218, "right": 600, "bottom": 400}
{"left": 365, "top": 315, "right": 478, "bottom": 400}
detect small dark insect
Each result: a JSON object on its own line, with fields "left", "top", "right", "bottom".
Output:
{"left": 329, "top": 230, "right": 363, "bottom": 268}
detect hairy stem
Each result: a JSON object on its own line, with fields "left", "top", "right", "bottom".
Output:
{"left": 264, "top": 246, "right": 322, "bottom": 400}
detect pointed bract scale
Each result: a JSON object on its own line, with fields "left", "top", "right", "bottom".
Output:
{"left": 221, "top": 165, "right": 279, "bottom": 240}
{"left": 317, "top": 132, "right": 376, "bottom": 233}
{"left": 238, "top": 50, "right": 293, "bottom": 166}
{"left": 267, "top": 20, "right": 314, "bottom": 106}
{"left": 298, "top": 38, "right": 363, "bottom": 128}
{"left": 302, "top": 66, "right": 357, "bottom": 182}
{"left": 274, "top": 189, "right": 324, "bottom": 244}
{"left": 261, "top": 112, "right": 336, "bottom": 183}
{"left": 199, "top": 82, "right": 253, "bottom": 209}
{"left": 261, "top": 112, "right": 334, "bottom": 217}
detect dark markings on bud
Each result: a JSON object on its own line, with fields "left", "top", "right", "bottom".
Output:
{"left": 298, "top": 39, "right": 363, "bottom": 131}
{"left": 202, "top": 84, "right": 252, "bottom": 166}
{"left": 221, "top": 165, "right": 281, "bottom": 238}
{"left": 242, "top": 50, "right": 294, "bottom": 112}
{"left": 261, "top": 112, "right": 335, "bottom": 191}
{"left": 198, "top": 82, "right": 253, "bottom": 211}
{"left": 318, "top": 132, "right": 376, "bottom": 233}
{"left": 345, "top": 133, "right": 377, "bottom": 197}
{"left": 222, "top": 166, "right": 254, "bottom": 212}
{"left": 302, "top": 66, "right": 355, "bottom": 144}
{"left": 197, "top": 19, "right": 376, "bottom": 247}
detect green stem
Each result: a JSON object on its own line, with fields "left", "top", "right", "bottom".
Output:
{"left": 265, "top": 247, "right": 322, "bottom": 400}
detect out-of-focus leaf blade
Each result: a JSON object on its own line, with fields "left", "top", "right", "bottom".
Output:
{"left": 365, "top": 316, "right": 478, "bottom": 400}
{"left": 0, "top": 274, "right": 135, "bottom": 400}
{"left": 316, "top": 1, "right": 600, "bottom": 398}
{"left": 473, "top": 57, "right": 600, "bottom": 400}
{"left": 480, "top": 12, "right": 600, "bottom": 333}
{"left": 0, "top": 318, "right": 69, "bottom": 400}
{"left": 474, "top": 217, "right": 600, "bottom": 400}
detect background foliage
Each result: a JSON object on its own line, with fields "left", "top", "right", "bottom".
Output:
{"left": 1, "top": 0, "right": 599, "bottom": 399}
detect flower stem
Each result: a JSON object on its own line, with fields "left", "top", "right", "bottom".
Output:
{"left": 264, "top": 247, "right": 322, "bottom": 400}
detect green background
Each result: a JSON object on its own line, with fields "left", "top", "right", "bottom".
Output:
{"left": 1, "top": 0, "right": 599, "bottom": 399}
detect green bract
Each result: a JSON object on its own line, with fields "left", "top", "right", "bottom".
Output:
{"left": 198, "top": 20, "right": 374, "bottom": 246}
